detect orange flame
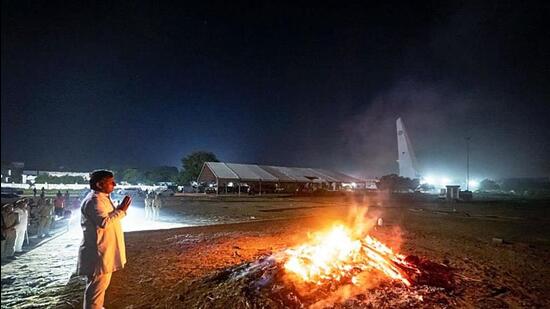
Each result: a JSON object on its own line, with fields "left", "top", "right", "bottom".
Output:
{"left": 283, "top": 224, "right": 411, "bottom": 286}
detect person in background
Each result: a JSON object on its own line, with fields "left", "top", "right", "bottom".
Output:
{"left": 28, "top": 198, "right": 40, "bottom": 235}
{"left": 40, "top": 187, "right": 45, "bottom": 199}
{"left": 33, "top": 187, "right": 37, "bottom": 197}
{"left": 153, "top": 192, "right": 162, "bottom": 221}
{"left": 144, "top": 190, "right": 152, "bottom": 220}
{"left": 13, "top": 199, "right": 29, "bottom": 254}
{"left": 48, "top": 199, "right": 57, "bottom": 231}
{"left": 37, "top": 198, "right": 54, "bottom": 238}
{"left": 64, "top": 190, "right": 71, "bottom": 208}
{"left": 77, "top": 170, "right": 132, "bottom": 309}
{"left": 54, "top": 194, "right": 65, "bottom": 218}
{"left": 1, "top": 204, "right": 20, "bottom": 261}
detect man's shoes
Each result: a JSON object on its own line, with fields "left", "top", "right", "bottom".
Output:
{"left": 7, "top": 256, "right": 17, "bottom": 260}
{"left": 14, "top": 251, "right": 24, "bottom": 256}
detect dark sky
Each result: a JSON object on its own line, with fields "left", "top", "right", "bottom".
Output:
{"left": 2, "top": 1, "right": 549, "bottom": 179}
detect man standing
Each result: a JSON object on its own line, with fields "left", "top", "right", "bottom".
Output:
{"left": 153, "top": 192, "right": 162, "bottom": 221}
{"left": 13, "top": 199, "right": 29, "bottom": 253}
{"left": 144, "top": 190, "right": 152, "bottom": 220}
{"left": 1, "top": 204, "right": 20, "bottom": 261}
{"left": 77, "top": 170, "right": 132, "bottom": 309}
{"left": 37, "top": 198, "right": 54, "bottom": 238}
{"left": 64, "top": 190, "right": 71, "bottom": 209}
{"left": 54, "top": 193, "right": 64, "bottom": 218}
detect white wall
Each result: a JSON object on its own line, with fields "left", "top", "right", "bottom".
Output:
{"left": 1, "top": 182, "right": 166, "bottom": 192}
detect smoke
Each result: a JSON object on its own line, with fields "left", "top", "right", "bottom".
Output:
{"left": 343, "top": 79, "right": 473, "bottom": 178}
{"left": 339, "top": 2, "right": 550, "bottom": 179}
{"left": 343, "top": 75, "right": 550, "bottom": 178}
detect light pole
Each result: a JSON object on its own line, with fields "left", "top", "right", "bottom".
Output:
{"left": 466, "top": 137, "right": 471, "bottom": 191}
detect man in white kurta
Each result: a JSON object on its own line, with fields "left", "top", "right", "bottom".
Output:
{"left": 13, "top": 199, "right": 29, "bottom": 253}
{"left": 152, "top": 193, "right": 162, "bottom": 221}
{"left": 144, "top": 191, "right": 152, "bottom": 220}
{"left": 77, "top": 170, "right": 131, "bottom": 309}
{"left": 37, "top": 198, "right": 54, "bottom": 238}
{"left": 1, "top": 204, "right": 19, "bottom": 260}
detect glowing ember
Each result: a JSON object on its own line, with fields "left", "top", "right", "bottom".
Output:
{"left": 283, "top": 224, "right": 412, "bottom": 286}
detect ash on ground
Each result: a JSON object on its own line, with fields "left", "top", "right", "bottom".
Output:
{"left": 172, "top": 254, "right": 460, "bottom": 309}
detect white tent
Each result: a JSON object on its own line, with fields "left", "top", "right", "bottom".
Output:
{"left": 197, "top": 162, "right": 366, "bottom": 194}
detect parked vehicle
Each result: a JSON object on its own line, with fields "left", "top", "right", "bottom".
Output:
{"left": 1, "top": 193, "right": 21, "bottom": 204}
{"left": 1, "top": 187, "right": 24, "bottom": 195}
{"left": 204, "top": 187, "right": 217, "bottom": 194}
{"left": 116, "top": 188, "right": 144, "bottom": 198}
{"left": 157, "top": 188, "right": 175, "bottom": 197}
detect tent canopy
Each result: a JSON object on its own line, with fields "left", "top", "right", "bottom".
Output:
{"left": 197, "top": 162, "right": 364, "bottom": 184}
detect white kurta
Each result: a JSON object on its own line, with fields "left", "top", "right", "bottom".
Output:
{"left": 14, "top": 207, "right": 28, "bottom": 252}
{"left": 77, "top": 191, "right": 126, "bottom": 276}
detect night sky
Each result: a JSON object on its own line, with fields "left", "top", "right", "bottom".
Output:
{"left": 2, "top": 1, "right": 549, "bottom": 179}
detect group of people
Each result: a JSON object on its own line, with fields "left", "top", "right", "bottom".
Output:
{"left": 3, "top": 171, "right": 167, "bottom": 308}
{"left": 143, "top": 190, "right": 163, "bottom": 221}
{"left": 1, "top": 198, "right": 43, "bottom": 261}
{"left": 32, "top": 187, "right": 77, "bottom": 216}
{"left": 1, "top": 192, "right": 82, "bottom": 262}
{"left": 51, "top": 190, "right": 73, "bottom": 217}
{"left": 1, "top": 199, "right": 29, "bottom": 261}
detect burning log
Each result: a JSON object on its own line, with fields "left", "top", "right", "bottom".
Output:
{"left": 174, "top": 224, "right": 456, "bottom": 308}
{"left": 399, "top": 255, "right": 455, "bottom": 290}
{"left": 282, "top": 225, "right": 428, "bottom": 288}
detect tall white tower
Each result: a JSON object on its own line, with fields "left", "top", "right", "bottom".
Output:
{"left": 396, "top": 117, "right": 420, "bottom": 179}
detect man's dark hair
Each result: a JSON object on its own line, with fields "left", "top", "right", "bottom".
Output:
{"left": 89, "top": 170, "right": 114, "bottom": 190}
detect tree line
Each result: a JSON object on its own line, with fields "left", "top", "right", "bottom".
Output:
{"left": 33, "top": 152, "right": 549, "bottom": 193}
{"left": 32, "top": 151, "right": 219, "bottom": 186}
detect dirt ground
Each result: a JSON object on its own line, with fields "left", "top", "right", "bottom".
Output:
{"left": 2, "top": 194, "right": 549, "bottom": 308}
{"left": 110, "top": 195, "right": 550, "bottom": 308}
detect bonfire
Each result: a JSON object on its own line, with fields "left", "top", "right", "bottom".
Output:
{"left": 176, "top": 221, "right": 456, "bottom": 308}
{"left": 283, "top": 224, "right": 414, "bottom": 287}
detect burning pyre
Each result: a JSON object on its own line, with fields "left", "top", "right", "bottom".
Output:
{"left": 175, "top": 223, "right": 455, "bottom": 308}
{"left": 283, "top": 224, "right": 413, "bottom": 287}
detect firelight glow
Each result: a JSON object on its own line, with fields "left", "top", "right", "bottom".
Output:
{"left": 283, "top": 224, "right": 411, "bottom": 286}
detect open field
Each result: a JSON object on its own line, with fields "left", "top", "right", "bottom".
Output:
{"left": 2, "top": 194, "right": 549, "bottom": 308}
{"left": 108, "top": 195, "right": 550, "bottom": 308}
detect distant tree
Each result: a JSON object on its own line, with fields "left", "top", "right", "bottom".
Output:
{"left": 417, "top": 183, "right": 436, "bottom": 192}
{"left": 35, "top": 174, "right": 51, "bottom": 184}
{"left": 179, "top": 151, "right": 219, "bottom": 185}
{"left": 146, "top": 166, "right": 179, "bottom": 184}
{"left": 377, "top": 174, "right": 418, "bottom": 192}
{"left": 479, "top": 179, "right": 500, "bottom": 191}
{"left": 34, "top": 174, "right": 87, "bottom": 184}
{"left": 121, "top": 168, "right": 145, "bottom": 184}
{"left": 409, "top": 178, "right": 421, "bottom": 191}
{"left": 500, "top": 178, "right": 550, "bottom": 192}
